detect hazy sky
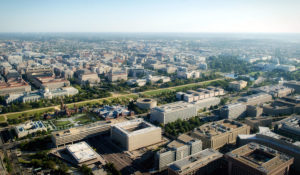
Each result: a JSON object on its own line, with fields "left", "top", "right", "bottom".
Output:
{"left": 0, "top": 0, "right": 300, "bottom": 33}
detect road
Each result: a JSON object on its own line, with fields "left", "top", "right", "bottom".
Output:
{"left": 0, "top": 78, "right": 224, "bottom": 121}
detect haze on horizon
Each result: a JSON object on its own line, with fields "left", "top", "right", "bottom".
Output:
{"left": 0, "top": 0, "right": 300, "bottom": 33}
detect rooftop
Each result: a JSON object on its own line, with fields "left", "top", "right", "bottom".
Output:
{"left": 193, "top": 119, "right": 244, "bottom": 137}
{"left": 168, "top": 149, "right": 222, "bottom": 173}
{"left": 226, "top": 142, "right": 293, "bottom": 174}
{"left": 66, "top": 141, "right": 98, "bottom": 163}
{"left": 152, "top": 101, "right": 194, "bottom": 113}
{"left": 112, "top": 118, "right": 160, "bottom": 136}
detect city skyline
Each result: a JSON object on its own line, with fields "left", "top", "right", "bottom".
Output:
{"left": 0, "top": 0, "right": 300, "bottom": 33}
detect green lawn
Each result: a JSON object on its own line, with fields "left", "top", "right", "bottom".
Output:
{"left": 53, "top": 120, "right": 71, "bottom": 127}
{"left": 5, "top": 108, "right": 55, "bottom": 120}
{"left": 142, "top": 89, "right": 174, "bottom": 96}
{"left": 0, "top": 116, "right": 5, "bottom": 122}
{"left": 74, "top": 115, "right": 92, "bottom": 124}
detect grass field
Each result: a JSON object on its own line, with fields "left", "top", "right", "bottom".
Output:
{"left": 0, "top": 116, "right": 5, "bottom": 122}
{"left": 5, "top": 108, "right": 55, "bottom": 120}
{"left": 142, "top": 89, "right": 174, "bottom": 96}
{"left": 53, "top": 120, "right": 71, "bottom": 127}
{"left": 74, "top": 115, "right": 92, "bottom": 124}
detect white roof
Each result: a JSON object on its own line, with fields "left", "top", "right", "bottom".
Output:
{"left": 66, "top": 141, "right": 98, "bottom": 163}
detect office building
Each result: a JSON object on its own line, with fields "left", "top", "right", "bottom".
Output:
{"left": 225, "top": 142, "right": 294, "bottom": 175}
{"left": 275, "top": 115, "right": 300, "bottom": 140}
{"left": 108, "top": 69, "right": 128, "bottom": 82}
{"left": 0, "top": 79, "right": 31, "bottom": 96}
{"left": 191, "top": 119, "right": 250, "bottom": 149}
{"left": 156, "top": 134, "right": 202, "bottom": 171}
{"left": 111, "top": 119, "right": 162, "bottom": 151}
{"left": 220, "top": 103, "right": 247, "bottom": 119}
{"left": 239, "top": 93, "right": 272, "bottom": 106}
{"left": 254, "top": 85, "right": 293, "bottom": 98}
{"left": 150, "top": 101, "right": 197, "bottom": 124}
{"left": 52, "top": 121, "right": 111, "bottom": 147}
{"left": 238, "top": 127, "right": 300, "bottom": 172}
{"left": 284, "top": 81, "right": 300, "bottom": 93}
{"left": 229, "top": 80, "right": 248, "bottom": 90}
{"left": 244, "top": 117, "right": 274, "bottom": 130}
{"left": 167, "top": 149, "right": 223, "bottom": 175}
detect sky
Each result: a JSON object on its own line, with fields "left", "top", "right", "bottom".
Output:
{"left": 0, "top": 0, "right": 300, "bottom": 33}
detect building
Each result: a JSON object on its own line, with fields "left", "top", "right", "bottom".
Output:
{"left": 192, "top": 97, "right": 220, "bottom": 111}
{"left": 167, "top": 149, "right": 223, "bottom": 175}
{"left": 156, "top": 134, "right": 202, "bottom": 171}
{"left": 66, "top": 141, "right": 100, "bottom": 166}
{"left": 136, "top": 98, "right": 157, "bottom": 110}
{"left": 177, "top": 68, "right": 201, "bottom": 79}
{"left": 176, "top": 87, "right": 225, "bottom": 102}
{"left": 225, "top": 142, "right": 294, "bottom": 175}
{"left": 108, "top": 69, "right": 128, "bottom": 82}
{"left": 92, "top": 105, "right": 132, "bottom": 120}
{"left": 190, "top": 119, "right": 250, "bottom": 149}
{"left": 244, "top": 117, "right": 274, "bottom": 130}
{"left": 284, "top": 81, "right": 300, "bottom": 93}
{"left": 275, "top": 115, "right": 300, "bottom": 140}
{"left": 238, "top": 93, "right": 273, "bottom": 106}
{"left": 246, "top": 105, "right": 263, "bottom": 117}
{"left": 127, "top": 79, "right": 147, "bottom": 86}
{"left": 77, "top": 72, "right": 100, "bottom": 86}
{"left": 150, "top": 101, "right": 197, "bottom": 124}
{"left": 111, "top": 119, "right": 162, "bottom": 151}
{"left": 15, "top": 121, "right": 47, "bottom": 138}
{"left": 52, "top": 121, "right": 111, "bottom": 147}
{"left": 238, "top": 127, "right": 300, "bottom": 172}
{"left": 0, "top": 79, "right": 31, "bottom": 96}
{"left": 146, "top": 75, "right": 171, "bottom": 83}
{"left": 229, "top": 80, "right": 248, "bottom": 90}
{"left": 5, "top": 86, "right": 79, "bottom": 103}
{"left": 254, "top": 85, "right": 294, "bottom": 98}
{"left": 220, "top": 103, "right": 247, "bottom": 119}
{"left": 30, "top": 76, "right": 70, "bottom": 90}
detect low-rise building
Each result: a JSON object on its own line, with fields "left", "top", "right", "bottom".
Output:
{"left": 108, "top": 69, "right": 128, "bottom": 82}
{"left": 229, "top": 80, "right": 248, "bottom": 90}
{"left": 150, "top": 101, "right": 197, "bottom": 124}
{"left": 15, "top": 121, "right": 47, "bottom": 138}
{"left": 6, "top": 86, "right": 79, "bottom": 103}
{"left": 284, "top": 81, "right": 300, "bottom": 93}
{"left": 66, "top": 141, "right": 100, "bottom": 166}
{"left": 190, "top": 119, "right": 250, "bottom": 149}
{"left": 0, "top": 79, "right": 31, "bottom": 96}
{"left": 156, "top": 134, "right": 202, "bottom": 171}
{"left": 275, "top": 115, "right": 300, "bottom": 140}
{"left": 239, "top": 93, "right": 273, "bottom": 106}
{"left": 220, "top": 103, "right": 247, "bottom": 119}
{"left": 167, "top": 149, "right": 223, "bottom": 175}
{"left": 225, "top": 142, "right": 294, "bottom": 175}
{"left": 52, "top": 121, "right": 111, "bottom": 147}
{"left": 254, "top": 85, "right": 294, "bottom": 98}
{"left": 238, "top": 127, "right": 300, "bottom": 172}
{"left": 111, "top": 119, "right": 162, "bottom": 151}
{"left": 136, "top": 98, "right": 157, "bottom": 109}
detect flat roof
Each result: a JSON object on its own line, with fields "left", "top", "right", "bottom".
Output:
{"left": 66, "top": 141, "right": 98, "bottom": 163}
{"left": 152, "top": 101, "right": 194, "bottom": 113}
{"left": 168, "top": 149, "right": 222, "bottom": 173}
{"left": 112, "top": 118, "right": 160, "bottom": 136}
{"left": 226, "top": 142, "right": 293, "bottom": 174}
{"left": 193, "top": 119, "right": 244, "bottom": 137}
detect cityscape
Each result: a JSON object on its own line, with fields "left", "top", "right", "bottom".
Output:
{"left": 1, "top": 0, "right": 300, "bottom": 175}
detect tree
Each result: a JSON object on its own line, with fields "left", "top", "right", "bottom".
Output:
{"left": 80, "top": 164, "right": 93, "bottom": 175}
